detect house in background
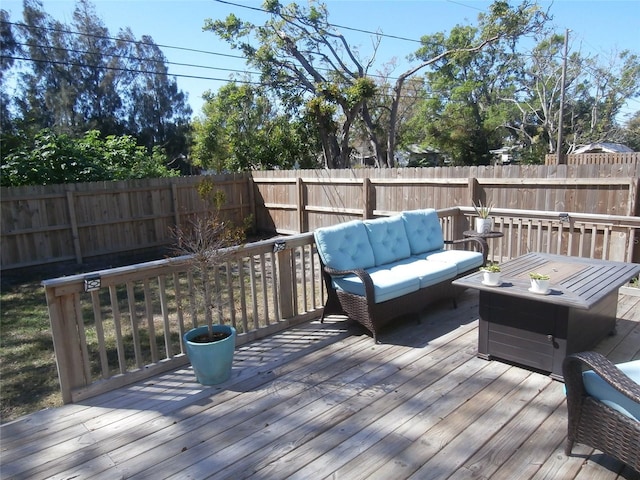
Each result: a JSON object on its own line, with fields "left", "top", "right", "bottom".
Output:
{"left": 489, "top": 145, "right": 520, "bottom": 165}
{"left": 572, "top": 142, "right": 634, "bottom": 154}
{"left": 405, "top": 144, "right": 447, "bottom": 167}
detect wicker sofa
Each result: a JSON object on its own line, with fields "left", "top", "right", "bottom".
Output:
{"left": 313, "top": 209, "right": 485, "bottom": 341}
{"left": 563, "top": 351, "right": 640, "bottom": 472}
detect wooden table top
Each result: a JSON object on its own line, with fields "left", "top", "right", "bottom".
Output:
{"left": 452, "top": 252, "right": 640, "bottom": 310}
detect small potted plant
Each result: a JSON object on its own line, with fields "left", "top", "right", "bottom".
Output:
{"left": 529, "top": 272, "right": 551, "bottom": 294}
{"left": 472, "top": 200, "right": 493, "bottom": 233}
{"left": 480, "top": 262, "right": 501, "bottom": 286}
{"left": 172, "top": 180, "right": 247, "bottom": 385}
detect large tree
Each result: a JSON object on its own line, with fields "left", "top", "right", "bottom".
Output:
{"left": 207, "top": 0, "right": 545, "bottom": 168}
{"left": 206, "top": 0, "right": 377, "bottom": 168}
{"left": 4, "top": 0, "right": 192, "bottom": 157}
{"left": 503, "top": 33, "right": 640, "bottom": 157}
{"left": 192, "top": 82, "right": 320, "bottom": 172}
{"left": 391, "top": 1, "right": 546, "bottom": 165}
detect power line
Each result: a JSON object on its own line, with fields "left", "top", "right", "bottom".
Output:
{"left": 2, "top": 55, "right": 263, "bottom": 85}
{"left": 212, "top": 0, "right": 424, "bottom": 43}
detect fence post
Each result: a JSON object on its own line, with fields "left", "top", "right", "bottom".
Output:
{"left": 468, "top": 177, "right": 481, "bottom": 205}
{"left": 296, "top": 176, "right": 305, "bottom": 233}
{"left": 171, "top": 181, "right": 180, "bottom": 229}
{"left": 363, "top": 177, "right": 372, "bottom": 219}
{"left": 65, "top": 189, "right": 83, "bottom": 264}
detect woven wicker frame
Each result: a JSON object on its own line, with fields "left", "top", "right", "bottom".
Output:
{"left": 562, "top": 351, "right": 640, "bottom": 473}
{"left": 319, "top": 237, "right": 485, "bottom": 342}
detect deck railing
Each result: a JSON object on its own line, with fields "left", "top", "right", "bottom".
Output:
{"left": 43, "top": 231, "right": 325, "bottom": 403}
{"left": 460, "top": 208, "right": 640, "bottom": 264}
{"left": 43, "top": 208, "right": 638, "bottom": 403}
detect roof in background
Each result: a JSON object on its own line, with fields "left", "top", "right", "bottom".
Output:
{"left": 573, "top": 143, "right": 634, "bottom": 154}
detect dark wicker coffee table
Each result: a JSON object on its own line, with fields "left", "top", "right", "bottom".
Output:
{"left": 453, "top": 252, "right": 640, "bottom": 380}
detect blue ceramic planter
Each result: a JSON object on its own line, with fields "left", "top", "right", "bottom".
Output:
{"left": 183, "top": 325, "right": 236, "bottom": 385}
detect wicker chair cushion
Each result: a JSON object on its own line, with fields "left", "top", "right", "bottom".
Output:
{"left": 401, "top": 209, "right": 444, "bottom": 254}
{"left": 364, "top": 215, "right": 411, "bottom": 266}
{"left": 314, "top": 220, "right": 375, "bottom": 271}
{"left": 582, "top": 360, "right": 640, "bottom": 421}
{"left": 422, "top": 249, "right": 484, "bottom": 275}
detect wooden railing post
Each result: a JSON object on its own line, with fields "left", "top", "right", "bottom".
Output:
{"left": 275, "top": 247, "right": 295, "bottom": 319}
{"left": 44, "top": 286, "right": 88, "bottom": 404}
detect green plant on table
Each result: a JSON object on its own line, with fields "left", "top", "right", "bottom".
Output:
{"left": 480, "top": 262, "right": 500, "bottom": 273}
{"left": 472, "top": 200, "right": 493, "bottom": 219}
{"left": 529, "top": 272, "right": 550, "bottom": 280}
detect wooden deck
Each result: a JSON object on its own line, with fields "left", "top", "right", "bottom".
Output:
{"left": 2, "top": 289, "right": 639, "bottom": 480}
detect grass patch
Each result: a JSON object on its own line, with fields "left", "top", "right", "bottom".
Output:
{"left": 0, "top": 282, "right": 62, "bottom": 424}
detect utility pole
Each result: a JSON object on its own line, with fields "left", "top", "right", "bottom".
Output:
{"left": 556, "top": 29, "right": 569, "bottom": 165}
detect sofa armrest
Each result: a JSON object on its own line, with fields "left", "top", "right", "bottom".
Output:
{"left": 324, "top": 265, "right": 376, "bottom": 301}
{"left": 563, "top": 351, "right": 640, "bottom": 405}
{"left": 445, "top": 237, "right": 487, "bottom": 264}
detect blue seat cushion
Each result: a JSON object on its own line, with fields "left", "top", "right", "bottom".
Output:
{"left": 582, "top": 359, "right": 640, "bottom": 422}
{"left": 332, "top": 261, "right": 421, "bottom": 303}
{"left": 422, "top": 249, "right": 484, "bottom": 275}
{"left": 396, "top": 257, "right": 458, "bottom": 288}
{"left": 401, "top": 209, "right": 445, "bottom": 254}
{"left": 314, "top": 220, "right": 376, "bottom": 271}
{"left": 364, "top": 215, "right": 411, "bottom": 266}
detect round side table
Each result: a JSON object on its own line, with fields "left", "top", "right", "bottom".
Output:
{"left": 463, "top": 230, "right": 504, "bottom": 264}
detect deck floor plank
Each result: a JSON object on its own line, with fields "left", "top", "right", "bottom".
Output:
{"left": 1, "top": 290, "right": 639, "bottom": 480}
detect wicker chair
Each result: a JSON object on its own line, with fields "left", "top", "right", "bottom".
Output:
{"left": 562, "top": 351, "right": 640, "bottom": 472}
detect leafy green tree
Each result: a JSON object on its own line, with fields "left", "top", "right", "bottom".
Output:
{"left": 397, "top": 1, "right": 545, "bottom": 165}
{"left": 503, "top": 34, "right": 639, "bottom": 157}
{"left": 620, "top": 111, "right": 640, "bottom": 151}
{"left": 0, "top": 9, "right": 19, "bottom": 134}
{"left": 4, "top": 0, "right": 192, "bottom": 163}
{"left": 205, "top": 0, "right": 376, "bottom": 168}
{"left": 192, "top": 83, "right": 319, "bottom": 172}
{"left": 0, "top": 129, "right": 178, "bottom": 186}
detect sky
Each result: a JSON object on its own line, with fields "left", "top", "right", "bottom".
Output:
{"left": 3, "top": 0, "right": 640, "bottom": 119}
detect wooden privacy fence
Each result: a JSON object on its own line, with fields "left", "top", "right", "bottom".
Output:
{"left": 43, "top": 207, "right": 639, "bottom": 403}
{"left": 0, "top": 174, "right": 253, "bottom": 271}
{"left": 252, "top": 166, "right": 639, "bottom": 244}
{"left": 545, "top": 152, "right": 640, "bottom": 165}
{"left": 3, "top": 163, "right": 639, "bottom": 272}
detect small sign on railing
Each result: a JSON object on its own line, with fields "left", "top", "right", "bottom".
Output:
{"left": 83, "top": 274, "right": 101, "bottom": 292}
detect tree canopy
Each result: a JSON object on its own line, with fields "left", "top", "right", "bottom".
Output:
{"left": 1, "top": 0, "right": 192, "bottom": 185}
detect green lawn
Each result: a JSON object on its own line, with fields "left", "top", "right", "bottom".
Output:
{"left": 0, "top": 282, "right": 63, "bottom": 423}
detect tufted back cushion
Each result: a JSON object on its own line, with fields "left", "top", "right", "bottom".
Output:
{"left": 401, "top": 209, "right": 444, "bottom": 254}
{"left": 314, "top": 220, "right": 376, "bottom": 271}
{"left": 364, "top": 215, "right": 411, "bottom": 266}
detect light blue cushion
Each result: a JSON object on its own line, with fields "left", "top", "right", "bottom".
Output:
{"left": 314, "top": 221, "right": 375, "bottom": 271}
{"left": 394, "top": 257, "right": 458, "bottom": 288}
{"left": 582, "top": 359, "right": 640, "bottom": 422}
{"left": 364, "top": 215, "right": 411, "bottom": 266}
{"left": 401, "top": 209, "right": 444, "bottom": 254}
{"left": 422, "top": 249, "right": 484, "bottom": 275}
{"left": 332, "top": 262, "right": 420, "bottom": 303}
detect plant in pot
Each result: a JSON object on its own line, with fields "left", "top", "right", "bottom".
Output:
{"left": 172, "top": 181, "right": 247, "bottom": 385}
{"left": 480, "top": 262, "right": 501, "bottom": 286}
{"left": 472, "top": 200, "right": 493, "bottom": 233}
{"left": 529, "top": 272, "right": 551, "bottom": 294}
